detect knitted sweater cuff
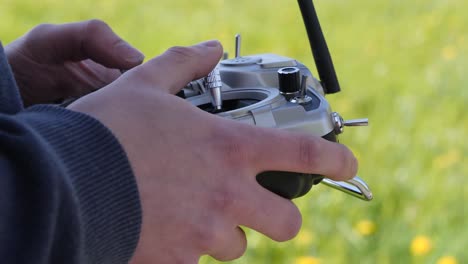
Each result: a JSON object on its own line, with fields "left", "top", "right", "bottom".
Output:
{"left": 19, "top": 105, "right": 141, "bottom": 263}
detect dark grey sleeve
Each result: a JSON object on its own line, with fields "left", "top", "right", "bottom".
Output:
{"left": 0, "top": 43, "right": 141, "bottom": 264}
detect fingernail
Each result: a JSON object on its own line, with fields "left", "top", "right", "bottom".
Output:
{"left": 114, "top": 41, "right": 145, "bottom": 64}
{"left": 199, "top": 40, "right": 220, "bottom": 47}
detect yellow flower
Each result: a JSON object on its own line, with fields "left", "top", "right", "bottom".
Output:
{"left": 355, "top": 219, "right": 376, "bottom": 236}
{"left": 436, "top": 256, "right": 458, "bottom": 264}
{"left": 432, "top": 149, "right": 461, "bottom": 170}
{"left": 441, "top": 45, "right": 457, "bottom": 61}
{"left": 295, "top": 256, "right": 321, "bottom": 264}
{"left": 410, "top": 235, "right": 432, "bottom": 256}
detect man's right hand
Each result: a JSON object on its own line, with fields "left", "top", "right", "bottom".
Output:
{"left": 68, "top": 40, "right": 357, "bottom": 264}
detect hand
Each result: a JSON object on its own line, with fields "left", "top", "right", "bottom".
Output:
{"left": 68, "top": 40, "right": 357, "bottom": 263}
{"left": 5, "top": 19, "right": 144, "bottom": 106}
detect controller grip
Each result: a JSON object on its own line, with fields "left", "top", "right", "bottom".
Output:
{"left": 256, "top": 131, "right": 337, "bottom": 199}
{"left": 256, "top": 172, "right": 323, "bottom": 199}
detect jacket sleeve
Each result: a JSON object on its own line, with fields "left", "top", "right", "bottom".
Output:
{"left": 0, "top": 44, "right": 141, "bottom": 264}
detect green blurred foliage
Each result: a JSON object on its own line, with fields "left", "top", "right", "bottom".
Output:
{"left": 1, "top": 0, "right": 466, "bottom": 263}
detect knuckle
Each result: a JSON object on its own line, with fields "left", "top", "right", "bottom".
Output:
{"left": 209, "top": 124, "right": 251, "bottom": 168}
{"left": 210, "top": 183, "right": 239, "bottom": 215}
{"left": 221, "top": 138, "right": 248, "bottom": 166}
{"left": 22, "top": 24, "right": 55, "bottom": 51}
{"left": 30, "top": 23, "right": 54, "bottom": 34}
{"left": 298, "top": 136, "right": 321, "bottom": 169}
{"left": 26, "top": 23, "right": 54, "bottom": 42}
{"left": 85, "top": 19, "right": 110, "bottom": 34}
{"left": 83, "top": 19, "right": 113, "bottom": 47}
{"left": 165, "top": 46, "right": 199, "bottom": 63}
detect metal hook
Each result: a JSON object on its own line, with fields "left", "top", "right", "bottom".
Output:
{"left": 321, "top": 176, "right": 373, "bottom": 201}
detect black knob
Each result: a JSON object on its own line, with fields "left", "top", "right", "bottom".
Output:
{"left": 278, "top": 67, "right": 301, "bottom": 96}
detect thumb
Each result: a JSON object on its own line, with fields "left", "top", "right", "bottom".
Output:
{"left": 21, "top": 19, "right": 144, "bottom": 69}
{"left": 126, "top": 40, "right": 223, "bottom": 94}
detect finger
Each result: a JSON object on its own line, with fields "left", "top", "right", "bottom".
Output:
{"left": 129, "top": 40, "right": 223, "bottom": 94}
{"left": 209, "top": 226, "right": 246, "bottom": 261}
{"left": 242, "top": 125, "right": 358, "bottom": 181}
{"left": 236, "top": 183, "right": 302, "bottom": 242}
{"left": 23, "top": 19, "right": 144, "bottom": 69}
{"left": 62, "top": 59, "right": 121, "bottom": 95}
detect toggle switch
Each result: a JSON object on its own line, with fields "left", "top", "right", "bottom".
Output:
{"left": 332, "top": 112, "right": 368, "bottom": 134}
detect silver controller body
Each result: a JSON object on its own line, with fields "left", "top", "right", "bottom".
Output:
{"left": 183, "top": 37, "right": 373, "bottom": 201}
{"left": 187, "top": 53, "right": 332, "bottom": 135}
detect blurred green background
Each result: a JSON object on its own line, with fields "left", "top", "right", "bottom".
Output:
{"left": 1, "top": 0, "right": 466, "bottom": 263}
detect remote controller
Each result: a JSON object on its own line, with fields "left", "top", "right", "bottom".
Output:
{"left": 182, "top": 0, "right": 373, "bottom": 201}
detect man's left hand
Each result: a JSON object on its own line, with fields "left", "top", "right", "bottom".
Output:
{"left": 5, "top": 19, "right": 144, "bottom": 106}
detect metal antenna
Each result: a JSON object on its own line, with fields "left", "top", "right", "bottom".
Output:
{"left": 235, "top": 34, "right": 242, "bottom": 58}
{"left": 297, "top": 0, "right": 341, "bottom": 94}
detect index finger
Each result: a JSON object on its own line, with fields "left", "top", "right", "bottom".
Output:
{"left": 241, "top": 124, "right": 358, "bottom": 181}
{"left": 129, "top": 40, "right": 223, "bottom": 94}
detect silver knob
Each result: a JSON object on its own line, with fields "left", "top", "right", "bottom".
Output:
{"left": 204, "top": 68, "right": 223, "bottom": 110}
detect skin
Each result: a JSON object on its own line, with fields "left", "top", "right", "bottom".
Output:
{"left": 5, "top": 19, "right": 144, "bottom": 106}
{"left": 6, "top": 20, "right": 358, "bottom": 263}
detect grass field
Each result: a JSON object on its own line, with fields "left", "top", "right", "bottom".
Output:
{"left": 1, "top": 0, "right": 466, "bottom": 263}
